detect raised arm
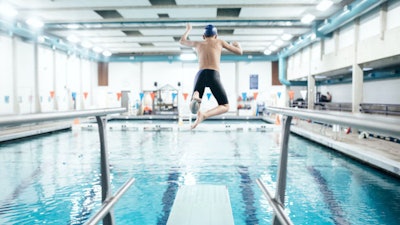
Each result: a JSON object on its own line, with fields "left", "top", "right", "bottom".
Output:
{"left": 222, "top": 40, "right": 243, "bottom": 55}
{"left": 179, "top": 23, "right": 196, "bottom": 47}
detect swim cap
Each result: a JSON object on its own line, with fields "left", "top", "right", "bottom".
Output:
{"left": 204, "top": 24, "right": 217, "bottom": 37}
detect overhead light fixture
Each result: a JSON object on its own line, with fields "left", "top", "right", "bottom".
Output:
{"left": 310, "top": 33, "right": 317, "bottom": 40}
{"left": 315, "top": 75, "right": 327, "bottom": 79}
{"left": 343, "top": 5, "right": 351, "bottom": 14}
{"left": 263, "top": 49, "right": 272, "bottom": 55}
{"left": 281, "top": 33, "right": 293, "bottom": 41}
{"left": 274, "top": 39, "right": 284, "bottom": 46}
{"left": 81, "top": 40, "right": 93, "bottom": 48}
{"left": 26, "top": 17, "right": 44, "bottom": 28}
{"left": 316, "top": 0, "right": 333, "bottom": 11}
{"left": 92, "top": 46, "right": 103, "bottom": 53}
{"left": 180, "top": 53, "right": 197, "bottom": 61}
{"left": 301, "top": 14, "right": 315, "bottom": 24}
{"left": 0, "top": 3, "right": 18, "bottom": 17}
{"left": 37, "top": 36, "right": 46, "bottom": 43}
{"left": 102, "top": 50, "right": 112, "bottom": 57}
{"left": 269, "top": 45, "right": 278, "bottom": 51}
{"left": 67, "top": 35, "right": 80, "bottom": 43}
{"left": 67, "top": 24, "right": 80, "bottom": 29}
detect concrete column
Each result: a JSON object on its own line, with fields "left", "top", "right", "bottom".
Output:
{"left": 52, "top": 49, "right": 58, "bottom": 110}
{"left": 33, "top": 42, "right": 41, "bottom": 113}
{"left": 380, "top": 2, "right": 388, "bottom": 40}
{"left": 235, "top": 62, "right": 239, "bottom": 115}
{"left": 307, "top": 47, "right": 315, "bottom": 109}
{"left": 139, "top": 62, "right": 143, "bottom": 92}
{"left": 90, "top": 60, "right": 95, "bottom": 107}
{"left": 66, "top": 55, "right": 73, "bottom": 110}
{"left": 12, "top": 36, "right": 20, "bottom": 114}
{"left": 334, "top": 30, "right": 339, "bottom": 56}
{"left": 352, "top": 19, "right": 363, "bottom": 113}
{"left": 79, "top": 57, "right": 84, "bottom": 110}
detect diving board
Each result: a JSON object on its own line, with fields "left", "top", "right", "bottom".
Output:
{"left": 166, "top": 185, "right": 234, "bottom": 225}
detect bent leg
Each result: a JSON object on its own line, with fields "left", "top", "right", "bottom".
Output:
{"left": 191, "top": 104, "right": 229, "bottom": 129}
{"left": 190, "top": 91, "right": 202, "bottom": 114}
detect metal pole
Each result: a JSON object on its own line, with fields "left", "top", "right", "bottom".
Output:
{"left": 84, "top": 178, "right": 135, "bottom": 225}
{"left": 256, "top": 179, "right": 294, "bottom": 225}
{"left": 96, "top": 116, "right": 115, "bottom": 225}
{"left": 273, "top": 115, "right": 293, "bottom": 225}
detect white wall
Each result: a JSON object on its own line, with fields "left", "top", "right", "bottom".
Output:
{"left": 54, "top": 51, "right": 69, "bottom": 111}
{"left": 16, "top": 40, "right": 35, "bottom": 114}
{"left": 0, "top": 34, "right": 98, "bottom": 115}
{"left": 106, "top": 61, "right": 273, "bottom": 114}
{"left": 318, "top": 77, "right": 400, "bottom": 104}
{"left": 0, "top": 35, "right": 13, "bottom": 115}
{"left": 363, "top": 78, "right": 400, "bottom": 104}
{"left": 286, "top": 1, "right": 400, "bottom": 106}
{"left": 38, "top": 46, "right": 54, "bottom": 112}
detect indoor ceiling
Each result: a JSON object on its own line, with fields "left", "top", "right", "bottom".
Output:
{"left": 2, "top": 0, "right": 353, "bottom": 57}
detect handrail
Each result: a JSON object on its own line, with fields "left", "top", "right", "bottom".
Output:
{"left": 0, "top": 108, "right": 128, "bottom": 225}
{"left": 256, "top": 179, "right": 293, "bottom": 225}
{"left": 0, "top": 108, "right": 126, "bottom": 127}
{"left": 267, "top": 107, "right": 400, "bottom": 138}
{"left": 259, "top": 107, "right": 400, "bottom": 225}
{"left": 85, "top": 178, "right": 135, "bottom": 225}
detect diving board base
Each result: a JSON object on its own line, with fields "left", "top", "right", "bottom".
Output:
{"left": 166, "top": 185, "right": 234, "bottom": 225}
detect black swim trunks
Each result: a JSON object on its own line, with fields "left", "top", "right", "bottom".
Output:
{"left": 193, "top": 69, "right": 228, "bottom": 105}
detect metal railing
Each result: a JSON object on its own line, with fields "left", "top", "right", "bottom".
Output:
{"left": 0, "top": 108, "right": 133, "bottom": 225}
{"left": 85, "top": 178, "right": 135, "bottom": 225}
{"left": 258, "top": 106, "right": 400, "bottom": 225}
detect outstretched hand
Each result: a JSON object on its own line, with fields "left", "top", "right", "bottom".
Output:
{"left": 231, "top": 41, "right": 240, "bottom": 47}
{"left": 186, "top": 23, "right": 192, "bottom": 31}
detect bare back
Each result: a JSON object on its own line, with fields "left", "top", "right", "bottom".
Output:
{"left": 195, "top": 38, "right": 223, "bottom": 71}
{"left": 179, "top": 24, "right": 242, "bottom": 71}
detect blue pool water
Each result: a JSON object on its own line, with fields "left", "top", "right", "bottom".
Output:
{"left": 0, "top": 122, "right": 399, "bottom": 225}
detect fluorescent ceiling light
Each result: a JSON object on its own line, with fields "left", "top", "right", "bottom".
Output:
{"left": 310, "top": 33, "right": 317, "bottom": 40}
{"left": 26, "top": 17, "right": 44, "bottom": 28}
{"left": 263, "top": 49, "right": 272, "bottom": 55}
{"left": 274, "top": 39, "right": 284, "bottom": 46}
{"left": 269, "top": 45, "right": 278, "bottom": 51}
{"left": 343, "top": 5, "right": 351, "bottom": 14}
{"left": 0, "top": 3, "right": 18, "bottom": 17}
{"left": 81, "top": 40, "right": 93, "bottom": 48}
{"left": 316, "top": 0, "right": 333, "bottom": 11}
{"left": 301, "top": 14, "right": 315, "bottom": 24}
{"left": 281, "top": 33, "right": 293, "bottom": 41}
{"left": 67, "top": 35, "right": 80, "bottom": 43}
{"left": 67, "top": 24, "right": 80, "bottom": 29}
{"left": 37, "top": 36, "right": 45, "bottom": 43}
{"left": 93, "top": 46, "right": 103, "bottom": 53}
{"left": 102, "top": 50, "right": 112, "bottom": 57}
{"left": 180, "top": 53, "right": 197, "bottom": 61}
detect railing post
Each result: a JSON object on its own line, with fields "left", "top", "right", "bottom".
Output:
{"left": 96, "top": 116, "right": 115, "bottom": 225}
{"left": 273, "top": 115, "right": 293, "bottom": 225}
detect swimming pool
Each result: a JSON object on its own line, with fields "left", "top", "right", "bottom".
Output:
{"left": 0, "top": 121, "right": 399, "bottom": 225}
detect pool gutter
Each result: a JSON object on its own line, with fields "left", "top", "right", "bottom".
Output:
{"left": 290, "top": 123, "right": 400, "bottom": 178}
{"left": 0, "top": 122, "right": 71, "bottom": 142}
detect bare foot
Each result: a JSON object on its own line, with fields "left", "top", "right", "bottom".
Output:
{"left": 191, "top": 111, "right": 206, "bottom": 129}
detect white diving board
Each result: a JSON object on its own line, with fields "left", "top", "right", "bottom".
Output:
{"left": 166, "top": 185, "right": 235, "bottom": 225}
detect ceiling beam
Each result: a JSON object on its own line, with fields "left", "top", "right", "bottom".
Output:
{"left": 13, "top": 3, "right": 316, "bottom": 11}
